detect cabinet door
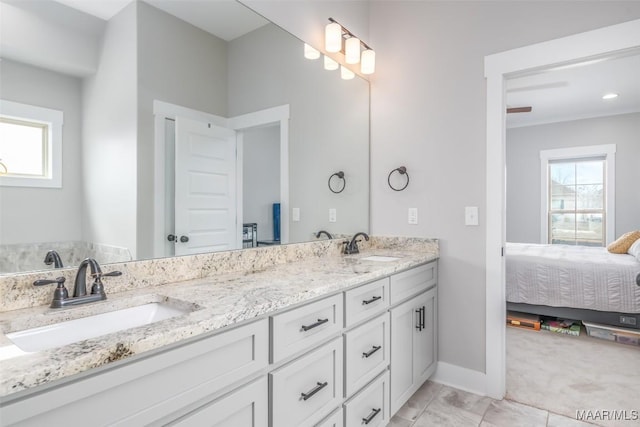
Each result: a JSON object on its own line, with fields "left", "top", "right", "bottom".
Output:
{"left": 169, "top": 376, "right": 267, "bottom": 427}
{"left": 413, "top": 287, "right": 436, "bottom": 386}
{"left": 390, "top": 296, "right": 417, "bottom": 414}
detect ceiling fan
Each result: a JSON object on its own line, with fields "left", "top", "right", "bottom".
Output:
{"left": 506, "top": 106, "right": 532, "bottom": 113}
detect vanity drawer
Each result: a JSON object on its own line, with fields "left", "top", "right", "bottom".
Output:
{"left": 344, "top": 277, "right": 390, "bottom": 327}
{"left": 390, "top": 262, "right": 437, "bottom": 304}
{"left": 315, "top": 407, "right": 343, "bottom": 427}
{"left": 343, "top": 370, "right": 389, "bottom": 427}
{"left": 271, "top": 293, "right": 343, "bottom": 363}
{"left": 344, "top": 312, "right": 390, "bottom": 398}
{"left": 270, "top": 337, "right": 343, "bottom": 427}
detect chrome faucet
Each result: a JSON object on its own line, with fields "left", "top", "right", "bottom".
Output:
{"left": 315, "top": 230, "right": 333, "bottom": 240}
{"left": 34, "top": 258, "right": 122, "bottom": 308}
{"left": 343, "top": 232, "right": 370, "bottom": 255}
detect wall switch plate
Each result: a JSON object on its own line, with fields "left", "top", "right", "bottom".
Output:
{"left": 329, "top": 208, "right": 337, "bottom": 223}
{"left": 465, "top": 206, "right": 479, "bottom": 226}
{"left": 408, "top": 208, "right": 418, "bottom": 225}
{"left": 292, "top": 207, "right": 300, "bottom": 222}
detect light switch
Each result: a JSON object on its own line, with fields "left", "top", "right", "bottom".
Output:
{"left": 292, "top": 207, "right": 300, "bottom": 222}
{"left": 465, "top": 206, "right": 479, "bottom": 226}
{"left": 408, "top": 208, "right": 418, "bottom": 225}
{"left": 329, "top": 208, "right": 337, "bottom": 223}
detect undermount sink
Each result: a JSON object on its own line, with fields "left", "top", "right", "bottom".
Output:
{"left": 6, "top": 302, "right": 192, "bottom": 352}
{"left": 360, "top": 255, "right": 402, "bottom": 262}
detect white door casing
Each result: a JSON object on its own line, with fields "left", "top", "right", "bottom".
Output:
{"left": 174, "top": 116, "right": 238, "bottom": 255}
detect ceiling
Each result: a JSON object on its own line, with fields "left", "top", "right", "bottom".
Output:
{"left": 53, "top": 0, "right": 268, "bottom": 41}
{"left": 506, "top": 51, "right": 640, "bottom": 128}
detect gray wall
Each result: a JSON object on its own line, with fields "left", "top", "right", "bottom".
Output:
{"left": 136, "top": 1, "right": 229, "bottom": 259}
{"left": 507, "top": 113, "right": 640, "bottom": 243}
{"left": 82, "top": 2, "right": 138, "bottom": 257}
{"left": 0, "top": 59, "right": 83, "bottom": 244}
{"left": 368, "top": 1, "right": 640, "bottom": 375}
{"left": 243, "top": 125, "right": 280, "bottom": 241}
{"left": 228, "top": 23, "right": 370, "bottom": 243}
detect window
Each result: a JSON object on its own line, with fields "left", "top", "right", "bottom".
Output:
{"left": 540, "top": 145, "right": 616, "bottom": 246}
{"left": 0, "top": 100, "right": 63, "bottom": 188}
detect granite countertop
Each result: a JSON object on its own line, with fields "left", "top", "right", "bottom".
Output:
{"left": 0, "top": 247, "right": 437, "bottom": 398}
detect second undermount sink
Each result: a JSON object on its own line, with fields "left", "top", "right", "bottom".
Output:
{"left": 360, "top": 255, "right": 402, "bottom": 262}
{"left": 6, "top": 302, "right": 193, "bottom": 353}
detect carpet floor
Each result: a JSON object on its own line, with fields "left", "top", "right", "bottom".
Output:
{"left": 506, "top": 325, "right": 640, "bottom": 427}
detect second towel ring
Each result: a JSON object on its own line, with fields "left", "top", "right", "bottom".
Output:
{"left": 328, "top": 171, "right": 346, "bottom": 193}
{"left": 388, "top": 166, "right": 409, "bottom": 191}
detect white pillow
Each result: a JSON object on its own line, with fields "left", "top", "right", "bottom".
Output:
{"left": 628, "top": 238, "right": 640, "bottom": 261}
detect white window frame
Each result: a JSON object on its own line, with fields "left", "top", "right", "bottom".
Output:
{"left": 540, "top": 144, "right": 616, "bottom": 245}
{"left": 0, "top": 99, "right": 63, "bottom": 188}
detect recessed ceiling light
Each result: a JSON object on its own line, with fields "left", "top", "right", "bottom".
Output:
{"left": 602, "top": 93, "right": 619, "bottom": 100}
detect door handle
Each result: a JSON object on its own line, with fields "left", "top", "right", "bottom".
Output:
{"left": 362, "top": 295, "right": 382, "bottom": 305}
{"left": 362, "top": 408, "right": 381, "bottom": 425}
{"left": 415, "top": 308, "right": 422, "bottom": 331}
{"left": 167, "top": 234, "right": 176, "bottom": 242}
{"left": 362, "top": 345, "right": 382, "bottom": 358}
{"left": 301, "top": 318, "right": 329, "bottom": 332}
{"left": 421, "top": 306, "right": 426, "bottom": 330}
{"left": 179, "top": 235, "right": 189, "bottom": 243}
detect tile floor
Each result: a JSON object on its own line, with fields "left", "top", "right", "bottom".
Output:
{"left": 389, "top": 381, "right": 597, "bottom": 427}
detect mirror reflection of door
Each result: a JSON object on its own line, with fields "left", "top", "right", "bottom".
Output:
{"left": 163, "top": 117, "right": 238, "bottom": 257}
{"left": 242, "top": 124, "right": 280, "bottom": 247}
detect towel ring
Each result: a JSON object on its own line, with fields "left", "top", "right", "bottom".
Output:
{"left": 388, "top": 166, "right": 409, "bottom": 191}
{"left": 0, "top": 161, "right": 7, "bottom": 175}
{"left": 328, "top": 171, "right": 346, "bottom": 194}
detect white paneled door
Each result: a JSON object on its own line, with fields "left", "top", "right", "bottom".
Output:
{"left": 174, "top": 117, "right": 238, "bottom": 256}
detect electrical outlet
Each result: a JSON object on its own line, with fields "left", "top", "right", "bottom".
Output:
{"left": 465, "top": 206, "right": 479, "bottom": 226}
{"left": 408, "top": 208, "right": 418, "bottom": 225}
{"left": 292, "top": 208, "right": 300, "bottom": 222}
{"left": 329, "top": 208, "right": 337, "bottom": 223}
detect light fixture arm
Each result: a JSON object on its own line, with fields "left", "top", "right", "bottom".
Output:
{"left": 328, "top": 17, "right": 372, "bottom": 51}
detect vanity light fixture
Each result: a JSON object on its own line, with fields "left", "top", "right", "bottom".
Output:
{"left": 602, "top": 93, "right": 619, "bottom": 100}
{"left": 324, "top": 17, "right": 376, "bottom": 75}
{"left": 304, "top": 43, "right": 320, "bottom": 60}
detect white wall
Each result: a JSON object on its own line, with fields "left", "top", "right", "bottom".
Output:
{"left": 243, "top": 125, "right": 280, "bottom": 241}
{"left": 82, "top": 2, "right": 137, "bottom": 257}
{"left": 0, "top": 59, "right": 83, "bottom": 245}
{"left": 0, "top": 0, "right": 103, "bottom": 76}
{"left": 507, "top": 113, "right": 640, "bottom": 243}
{"left": 136, "top": 1, "right": 229, "bottom": 259}
{"left": 228, "top": 23, "right": 370, "bottom": 243}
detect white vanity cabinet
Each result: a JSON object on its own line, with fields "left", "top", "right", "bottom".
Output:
{"left": 2, "top": 259, "right": 438, "bottom": 427}
{"left": 168, "top": 376, "right": 267, "bottom": 427}
{"left": 0, "top": 318, "right": 269, "bottom": 426}
{"left": 389, "top": 266, "right": 437, "bottom": 414}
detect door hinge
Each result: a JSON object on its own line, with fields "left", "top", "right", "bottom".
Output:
{"left": 501, "top": 247, "right": 505, "bottom": 257}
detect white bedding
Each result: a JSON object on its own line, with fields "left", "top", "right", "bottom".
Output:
{"left": 506, "top": 242, "right": 640, "bottom": 313}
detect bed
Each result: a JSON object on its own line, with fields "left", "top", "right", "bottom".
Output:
{"left": 506, "top": 242, "right": 640, "bottom": 330}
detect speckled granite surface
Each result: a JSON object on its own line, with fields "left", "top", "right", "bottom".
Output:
{"left": 0, "top": 236, "right": 438, "bottom": 398}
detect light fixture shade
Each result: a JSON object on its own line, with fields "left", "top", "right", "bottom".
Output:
{"left": 340, "top": 65, "right": 355, "bottom": 80}
{"left": 361, "top": 49, "right": 376, "bottom": 74}
{"left": 304, "top": 43, "right": 320, "bottom": 60}
{"left": 324, "top": 55, "right": 339, "bottom": 71}
{"left": 325, "top": 22, "right": 342, "bottom": 53}
{"left": 345, "top": 37, "right": 361, "bottom": 64}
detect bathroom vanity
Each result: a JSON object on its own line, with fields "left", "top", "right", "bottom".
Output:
{"left": 0, "top": 237, "right": 438, "bottom": 426}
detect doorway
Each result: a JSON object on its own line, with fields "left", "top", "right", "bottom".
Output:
{"left": 484, "top": 19, "right": 640, "bottom": 399}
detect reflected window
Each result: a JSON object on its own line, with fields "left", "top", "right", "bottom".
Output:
{"left": 0, "top": 100, "right": 62, "bottom": 188}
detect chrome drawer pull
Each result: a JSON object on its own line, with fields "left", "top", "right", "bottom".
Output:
{"left": 362, "top": 408, "right": 381, "bottom": 424}
{"left": 301, "top": 381, "right": 328, "bottom": 401}
{"left": 362, "top": 345, "right": 382, "bottom": 358}
{"left": 301, "top": 318, "right": 329, "bottom": 332}
{"left": 362, "top": 295, "right": 382, "bottom": 305}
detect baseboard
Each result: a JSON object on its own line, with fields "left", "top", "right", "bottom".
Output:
{"left": 431, "top": 361, "right": 487, "bottom": 396}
